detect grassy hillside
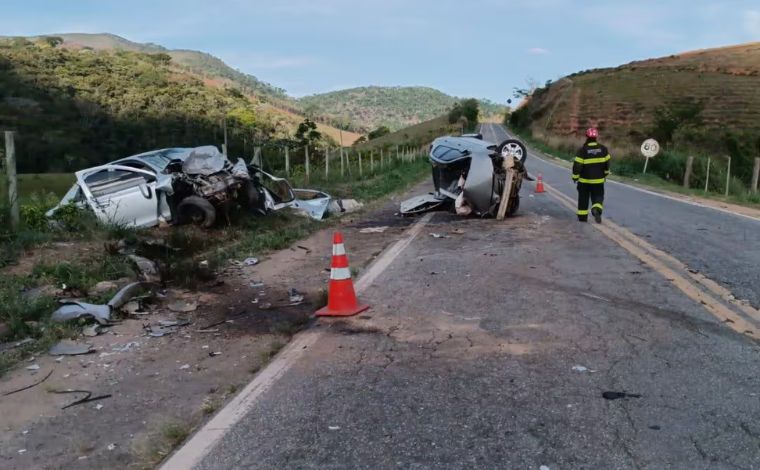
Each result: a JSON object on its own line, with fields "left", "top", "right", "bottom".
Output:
{"left": 46, "top": 33, "right": 292, "bottom": 103}
{"left": 355, "top": 115, "right": 460, "bottom": 151}
{"left": 510, "top": 41, "right": 760, "bottom": 190}
{"left": 513, "top": 42, "right": 760, "bottom": 144}
{"left": 0, "top": 38, "right": 313, "bottom": 173}
{"left": 299, "top": 86, "right": 504, "bottom": 132}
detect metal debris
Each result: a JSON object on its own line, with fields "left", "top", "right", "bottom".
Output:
{"left": 430, "top": 233, "right": 449, "bottom": 239}
{"left": 108, "top": 282, "right": 154, "bottom": 309}
{"left": 82, "top": 325, "right": 101, "bottom": 337}
{"left": 168, "top": 300, "right": 198, "bottom": 313}
{"left": 250, "top": 281, "right": 265, "bottom": 288}
{"left": 208, "top": 351, "right": 222, "bottom": 357}
{"left": 112, "top": 341, "right": 140, "bottom": 352}
{"left": 127, "top": 255, "right": 159, "bottom": 280}
{"left": 49, "top": 340, "right": 95, "bottom": 356}
{"left": 359, "top": 226, "right": 389, "bottom": 234}
{"left": 288, "top": 288, "right": 305, "bottom": 305}
{"left": 26, "top": 364, "right": 40, "bottom": 371}
{"left": 51, "top": 302, "right": 111, "bottom": 325}
{"left": 48, "top": 389, "right": 112, "bottom": 409}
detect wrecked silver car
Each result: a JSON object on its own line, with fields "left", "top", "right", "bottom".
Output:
{"left": 401, "top": 134, "right": 529, "bottom": 218}
{"left": 47, "top": 146, "right": 342, "bottom": 228}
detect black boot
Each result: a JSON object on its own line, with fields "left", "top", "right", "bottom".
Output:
{"left": 592, "top": 207, "right": 602, "bottom": 223}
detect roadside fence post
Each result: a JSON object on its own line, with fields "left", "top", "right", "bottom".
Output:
{"left": 305, "top": 145, "right": 310, "bottom": 182}
{"left": 4, "top": 131, "right": 19, "bottom": 231}
{"left": 325, "top": 147, "right": 330, "bottom": 179}
{"left": 683, "top": 155, "right": 694, "bottom": 188}
{"left": 359, "top": 151, "right": 363, "bottom": 177}
{"left": 370, "top": 150, "right": 375, "bottom": 173}
{"left": 725, "top": 156, "right": 731, "bottom": 197}
{"left": 751, "top": 157, "right": 760, "bottom": 194}
{"left": 284, "top": 146, "right": 290, "bottom": 176}
{"left": 705, "top": 157, "right": 711, "bottom": 193}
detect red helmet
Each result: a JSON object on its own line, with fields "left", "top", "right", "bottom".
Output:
{"left": 585, "top": 128, "right": 599, "bottom": 139}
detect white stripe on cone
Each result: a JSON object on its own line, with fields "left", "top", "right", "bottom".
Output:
{"left": 330, "top": 267, "right": 351, "bottom": 280}
{"left": 333, "top": 243, "right": 346, "bottom": 256}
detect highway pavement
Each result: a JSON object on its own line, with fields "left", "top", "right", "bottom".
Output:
{"left": 164, "top": 125, "right": 760, "bottom": 470}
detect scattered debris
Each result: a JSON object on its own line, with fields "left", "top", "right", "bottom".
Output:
{"left": 121, "top": 301, "right": 142, "bottom": 315}
{"left": 602, "top": 391, "right": 642, "bottom": 400}
{"left": 107, "top": 443, "right": 116, "bottom": 451}
{"left": 359, "top": 226, "right": 389, "bottom": 234}
{"left": 0, "top": 337, "right": 34, "bottom": 354}
{"left": 18, "top": 449, "right": 26, "bottom": 454}
{"left": 112, "top": 342, "right": 140, "bottom": 353}
{"left": 328, "top": 198, "right": 363, "bottom": 215}
{"left": 90, "top": 280, "right": 119, "bottom": 295}
{"left": 243, "top": 257, "right": 259, "bottom": 266}
{"left": 49, "top": 389, "right": 112, "bottom": 409}
{"left": 179, "top": 364, "right": 191, "bottom": 370}
{"left": 540, "top": 466, "right": 550, "bottom": 470}
{"left": 127, "top": 255, "right": 160, "bottom": 281}
{"left": 108, "top": 282, "right": 154, "bottom": 309}
{"left": 328, "top": 426, "right": 341, "bottom": 431}
{"left": 296, "top": 245, "right": 311, "bottom": 253}
{"left": 649, "top": 425, "right": 661, "bottom": 430}
{"left": 571, "top": 365, "right": 596, "bottom": 373}
{"left": 26, "top": 364, "right": 40, "bottom": 371}
{"left": 209, "top": 351, "right": 222, "bottom": 357}
{"left": 250, "top": 281, "right": 265, "bottom": 288}
{"left": 580, "top": 292, "right": 610, "bottom": 302}
{"left": 51, "top": 301, "right": 111, "bottom": 325}
{"left": 288, "top": 288, "right": 305, "bottom": 305}
{"left": 95, "top": 404, "right": 104, "bottom": 410}
{"left": 48, "top": 340, "right": 95, "bottom": 356}
{"left": 168, "top": 300, "right": 198, "bottom": 313}
{"left": 145, "top": 324, "right": 178, "bottom": 337}
{"left": 449, "top": 228, "right": 466, "bottom": 235}
{"left": 158, "top": 319, "right": 190, "bottom": 327}
{"left": 82, "top": 325, "right": 101, "bottom": 337}
{"left": 430, "top": 233, "right": 449, "bottom": 239}
{"left": 2, "top": 369, "right": 54, "bottom": 396}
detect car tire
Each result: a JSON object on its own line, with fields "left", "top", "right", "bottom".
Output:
{"left": 177, "top": 196, "right": 216, "bottom": 228}
{"left": 497, "top": 139, "right": 528, "bottom": 164}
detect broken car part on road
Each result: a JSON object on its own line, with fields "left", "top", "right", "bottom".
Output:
{"left": 401, "top": 134, "right": 529, "bottom": 218}
{"left": 47, "top": 145, "right": 358, "bottom": 229}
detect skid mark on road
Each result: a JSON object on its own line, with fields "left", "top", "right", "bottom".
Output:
{"left": 543, "top": 183, "right": 759, "bottom": 340}
{"left": 160, "top": 212, "right": 435, "bottom": 470}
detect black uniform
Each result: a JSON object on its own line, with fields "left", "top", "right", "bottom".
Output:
{"left": 572, "top": 139, "right": 610, "bottom": 222}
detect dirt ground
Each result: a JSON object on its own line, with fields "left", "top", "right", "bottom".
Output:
{"left": 0, "top": 186, "right": 424, "bottom": 470}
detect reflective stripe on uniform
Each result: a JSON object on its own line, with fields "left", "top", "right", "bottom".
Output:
{"left": 577, "top": 209, "right": 589, "bottom": 215}
{"left": 330, "top": 267, "right": 351, "bottom": 280}
{"left": 578, "top": 177, "right": 605, "bottom": 184}
{"left": 332, "top": 243, "right": 346, "bottom": 256}
{"left": 592, "top": 203, "right": 603, "bottom": 210}
{"left": 572, "top": 174, "right": 580, "bottom": 179}
{"left": 576, "top": 155, "right": 610, "bottom": 165}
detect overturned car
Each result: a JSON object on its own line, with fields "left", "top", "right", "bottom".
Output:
{"left": 401, "top": 134, "right": 529, "bottom": 218}
{"left": 47, "top": 146, "right": 338, "bottom": 228}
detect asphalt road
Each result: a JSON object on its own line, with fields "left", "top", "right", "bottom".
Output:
{"left": 481, "top": 122, "right": 760, "bottom": 309}
{"left": 179, "top": 148, "right": 760, "bottom": 469}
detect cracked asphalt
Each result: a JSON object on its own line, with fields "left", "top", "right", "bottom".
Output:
{"left": 194, "top": 158, "right": 760, "bottom": 469}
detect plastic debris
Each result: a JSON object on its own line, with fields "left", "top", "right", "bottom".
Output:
{"left": 49, "top": 340, "right": 95, "bottom": 356}
{"left": 430, "top": 233, "right": 449, "bottom": 239}
{"left": 250, "top": 281, "right": 265, "bottom": 288}
{"left": 107, "top": 444, "right": 116, "bottom": 451}
{"left": 49, "top": 389, "right": 112, "bottom": 409}
{"left": 18, "top": 449, "right": 26, "bottom": 454}
{"left": 359, "top": 226, "right": 389, "bottom": 234}
{"left": 571, "top": 365, "right": 596, "bottom": 373}
{"left": 168, "top": 300, "right": 198, "bottom": 313}
{"left": 288, "top": 288, "right": 305, "bottom": 305}
{"left": 51, "top": 302, "right": 111, "bottom": 325}
{"left": 209, "top": 351, "right": 222, "bottom": 357}
{"left": 127, "top": 255, "right": 159, "bottom": 281}
{"left": 112, "top": 341, "right": 140, "bottom": 353}
{"left": 243, "top": 257, "right": 259, "bottom": 266}
{"left": 179, "top": 364, "right": 190, "bottom": 370}
{"left": 108, "top": 282, "right": 153, "bottom": 309}
{"left": 95, "top": 404, "right": 103, "bottom": 410}
{"left": 328, "top": 426, "right": 341, "bottom": 431}
{"left": 26, "top": 364, "right": 40, "bottom": 371}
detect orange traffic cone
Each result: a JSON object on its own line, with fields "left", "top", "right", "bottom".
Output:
{"left": 316, "top": 232, "right": 369, "bottom": 317}
{"left": 535, "top": 174, "right": 545, "bottom": 193}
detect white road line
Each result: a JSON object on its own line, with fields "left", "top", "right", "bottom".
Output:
{"left": 160, "top": 213, "right": 435, "bottom": 470}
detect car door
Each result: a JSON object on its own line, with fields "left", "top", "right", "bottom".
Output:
{"left": 75, "top": 164, "right": 161, "bottom": 228}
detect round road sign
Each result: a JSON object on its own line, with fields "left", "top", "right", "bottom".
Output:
{"left": 641, "top": 139, "right": 660, "bottom": 158}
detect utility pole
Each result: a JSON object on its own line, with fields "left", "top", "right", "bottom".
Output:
{"left": 222, "top": 118, "right": 228, "bottom": 156}
{"left": 325, "top": 147, "right": 330, "bottom": 179}
{"left": 305, "top": 145, "right": 310, "bottom": 182}
{"left": 4, "top": 131, "right": 19, "bottom": 231}
{"left": 752, "top": 157, "right": 760, "bottom": 194}
{"left": 284, "top": 146, "right": 290, "bottom": 176}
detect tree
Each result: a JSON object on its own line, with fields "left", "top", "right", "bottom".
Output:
{"left": 368, "top": 125, "right": 390, "bottom": 140}
{"left": 295, "top": 118, "right": 321, "bottom": 147}
{"left": 40, "top": 36, "right": 63, "bottom": 48}
{"left": 353, "top": 136, "right": 368, "bottom": 146}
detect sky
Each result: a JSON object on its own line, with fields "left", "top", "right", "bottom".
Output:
{"left": 2, "top": 0, "right": 760, "bottom": 103}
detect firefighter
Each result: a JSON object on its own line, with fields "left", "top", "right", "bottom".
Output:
{"left": 572, "top": 128, "right": 610, "bottom": 223}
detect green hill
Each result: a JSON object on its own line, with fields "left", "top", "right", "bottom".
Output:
{"left": 298, "top": 86, "right": 504, "bottom": 132}
{"left": 34, "top": 33, "right": 292, "bottom": 104}
{"left": 512, "top": 42, "right": 760, "bottom": 146}
{"left": 0, "top": 38, "right": 293, "bottom": 173}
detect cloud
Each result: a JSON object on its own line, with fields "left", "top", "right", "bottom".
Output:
{"left": 745, "top": 10, "right": 760, "bottom": 37}
{"left": 528, "top": 47, "right": 550, "bottom": 55}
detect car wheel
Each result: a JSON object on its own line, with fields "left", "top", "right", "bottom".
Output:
{"left": 498, "top": 139, "right": 528, "bottom": 164}
{"left": 177, "top": 196, "right": 216, "bottom": 228}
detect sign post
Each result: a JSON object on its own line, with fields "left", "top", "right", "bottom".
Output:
{"left": 640, "top": 138, "right": 660, "bottom": 175}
